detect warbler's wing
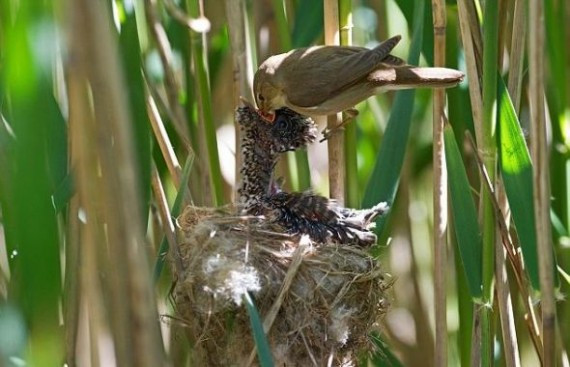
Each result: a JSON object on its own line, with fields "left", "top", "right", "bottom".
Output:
{"left": 280, "top": 35, "right": 402, "bottom": 108}
{"left": 382, "top": 54, "right": 406, "bottom": 66}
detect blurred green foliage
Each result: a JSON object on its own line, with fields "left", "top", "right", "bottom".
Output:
{"left": 0, "top": 0, "right": 568, "bottom": 365}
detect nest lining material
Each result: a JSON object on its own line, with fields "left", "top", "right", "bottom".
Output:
{"left": 172, "top": 205, "right": 392, "bottom": 366}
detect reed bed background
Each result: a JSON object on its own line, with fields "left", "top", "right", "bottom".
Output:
{"left": 0, "top": 0, "right": 569, "bottom": 366}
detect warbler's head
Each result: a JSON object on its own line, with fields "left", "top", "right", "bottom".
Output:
{"left": 253, "top": 58, "right": 287, "bottom": 122}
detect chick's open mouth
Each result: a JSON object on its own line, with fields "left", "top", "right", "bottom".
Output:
{"left": 257, "top": 109, "right": 275, "bottom": 123}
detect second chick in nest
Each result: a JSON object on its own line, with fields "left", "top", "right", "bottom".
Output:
{"left": 237, "top": 103, "right": 388, "bottom": 246}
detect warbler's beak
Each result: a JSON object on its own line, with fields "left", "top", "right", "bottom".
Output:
{"left": 258, "top": 110, "right": 275, "bottom": 123}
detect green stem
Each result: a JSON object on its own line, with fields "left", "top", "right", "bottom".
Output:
{"left": 271, "top": 0, "right": 311, "bottom": 191}
{"left": 271, "top": 0, "right": 292, "bottom": 50}
{"left": 345, "top": 118, "right": 358, "bottom": 207}
{"left": 480, "top": 0, "right": 499, "bottom": 363}
{"left": 339, "top": 0, "right": 357, "bottom": 207}
{"left": 545, "top": 0, "right": 570, "bottom": 347}
{"left": 186, "top": 0, "right": 225, "bottom": 206}
{"left": 453, "top": 228, "right": 473, "bottom": 367}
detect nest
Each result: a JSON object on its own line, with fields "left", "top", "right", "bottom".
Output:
{"left": 172, "top": 205, "right": 392, "bottom": 366}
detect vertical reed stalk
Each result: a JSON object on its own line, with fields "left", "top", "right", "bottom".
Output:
{"left": 507, "top": 0, "right": 526, "bottom": 112}
{"left": 324, "top": 0, "right": 345, "bottom": 202}
{"left": 480, "top": 0, "right": 499, "bottom": 363}
{"left": 431, "top": 0, "right": 447, "bottom": 365}
{"left": 529, "top": 0, "right": 556, "bottom": 364}
{"left": 496, "top": 3, "right": 526, "bottom": 363}
{"left": 68, "top": 69, "right": 106, "bottom": 367}
{"left": 63, "top": 78, "right": 83, "bottom": 367}
{"left": 186, "top": 0, "right": 225, "bottom": 206}
{"left": 457, "top": 0, "right": 483, "bottom": 139}
{"left": 340, "top": 0, "right": 358, "bottom": 208}
{"left": 271, "top": 0, "right": 311, "bottom": 191}
{"left": 68, "top": 0, "right": 165, "bottom": 364}
{"left": 224, "top": 0, "right": 255, "bottom": 199}
{"left": 144, "top": 0, "right": 191, "bottom": 145}
{"left": 147, "top": 93, "right": 182, "bottom": 186}
{"left": 457, "top": 0, "right": 484, "bottom": 361}
{"left": 495, "top": 186, "right": 521, "bottom": 367}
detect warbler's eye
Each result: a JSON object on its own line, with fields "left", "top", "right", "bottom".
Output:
{"left": 257, "top": 93, "right": 265, "bottom": 102}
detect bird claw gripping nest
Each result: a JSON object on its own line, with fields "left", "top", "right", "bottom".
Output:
{"left": 172, "top": 102, "right": 392, "bottom": 366}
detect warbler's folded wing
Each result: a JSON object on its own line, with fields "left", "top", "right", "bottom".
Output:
{"left": 281, "top": 35, "right": 402, "bottom": 108}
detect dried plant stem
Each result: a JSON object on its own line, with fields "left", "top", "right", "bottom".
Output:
{"left": 457, "top": 0, "right": 484, "bottom": 362}
{"left": 467, "top": 132, "right": 544, "bottom": 362}
{"left": 507, "top": 0, "right": 526, "bottom": 112}
{"left": 262, "top": 244, "right": 306, "bottom": 332}
{"left": 187, "top": 0, "right": 226, "bottom": 207}
{"left": 246, "top": 243, "right": 308, "bottom": 366}
{"left": 324, "top": 0, "right": 345, "bottom": 203}
{"left": 224, "top": 0, "right": 256, "bottom": 199}
{"left": 144, "top": 0, "right": 190, "bottom": 143}
{"left": 458, "top": 0, "right": 499, "bottom": 361}
{"left": 67, "top": 54, "right": 107, "bottom": 367}
{"left": 63, "top": 201, "right": 80, "bottom": 366}
{"left": 340, "top": 0, "right": 358, "bottom": 208}
{"left": 68, "top": 0, "right": 165, "bottom": 365}
{"left": 529, "top": 0, "right": 556, "bottom": 364}
{"left": 457, "top": 0, "right": 483, "bottom": 138}
{"left": 464, "top": 0, "right": 483, "bottom": 74}
{"left": 63, "top": 86, "right": 83, "bottom": 364}
{"left": 150, "top": 164, "right": 185, "bottom": 275}
{"left": 431, "top": 0, "right": 447, "bottom": 365}
{"left": 402, "top": 168, "right": 435, "bottom": 365}
{"left": 497, "top": 0, "right": 509, "bottom": 69}
{"left": 64, "top": 69, "right": 86, "bottom": 367}
{"left": 147, "top": 93, "right": 183, "bottom": 187}
{"left": 495, "top": 186, "right": 521, "bottom": 367}
{"left": 480, "top": 0, "right": 499, "bottom": 362}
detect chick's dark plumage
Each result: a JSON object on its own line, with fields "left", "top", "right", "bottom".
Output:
{"left": 237, "top": 105, "right": 317, "bottom": 213}
{"left": 264, "top": 192, "right": 388, "bottom": 246}
{"left": 237, "top": 104, "right": 388, "bottom": 246}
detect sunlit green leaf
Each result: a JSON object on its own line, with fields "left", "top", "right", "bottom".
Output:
{"left": 497, "top": 79, "right": 539, "bottom": 289}
{"left": 154, "top": 157, "right": 193, "bottom": 283}
{"left": 362, "top": 0, "right": 424, "bottom": 235}
{"left": 1, "top": 4, "right": 63, "bottom": 364}
{"left": 444, "top": 125, "right": 483, "bottom": 298}
{"left": 291, "top": 1, "right": 323, "bottom": 48}
{"left": 119, "top": 3, "right": 152, "bottom": 226}
{"left": 393, "top": 0, "right": 434, "bottom": 65}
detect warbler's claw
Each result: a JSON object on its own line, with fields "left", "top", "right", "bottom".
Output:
{"left": 319, "top": 108, "right": 359, "bottom": 142}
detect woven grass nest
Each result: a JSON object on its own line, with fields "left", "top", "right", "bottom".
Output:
{"left": 172, "top": 204, "right": 392, "bottom": 366}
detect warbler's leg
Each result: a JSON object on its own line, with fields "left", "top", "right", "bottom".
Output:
{"left": 320, "top": 108, "right": 359, "bottom": 142}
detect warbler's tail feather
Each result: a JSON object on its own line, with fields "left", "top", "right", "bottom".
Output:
{"left": 370, "top": 66, "right": 465, "bottom": 89}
